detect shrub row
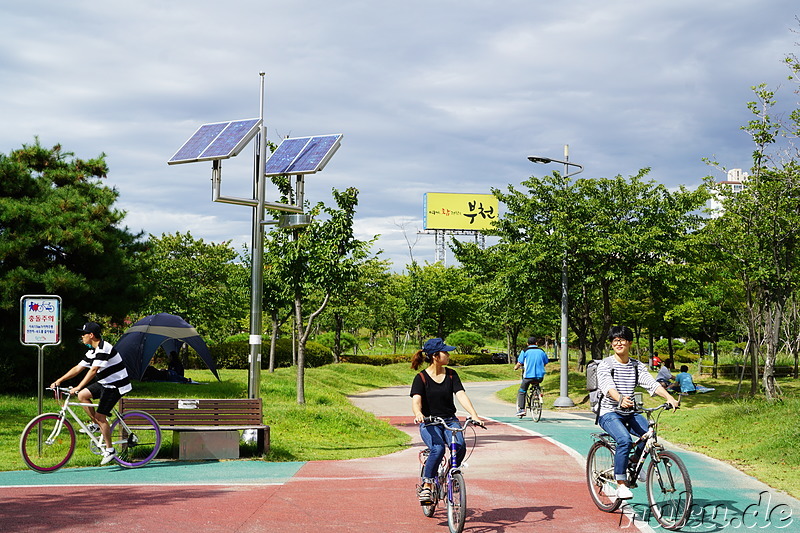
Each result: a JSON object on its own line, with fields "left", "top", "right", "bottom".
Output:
{"left": 205, "top": 338, "right": 334, "bottom": 369}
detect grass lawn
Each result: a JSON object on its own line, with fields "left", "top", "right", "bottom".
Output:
{"left": 5, "top": 360, "right": 797, "bottom": 500}
{"left": 2, "top": 362, "right": 517, "bottom": 470}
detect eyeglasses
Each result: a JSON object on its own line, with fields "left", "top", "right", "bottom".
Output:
{"left": 610, "top": 338, "right": 629, "bottom": 345}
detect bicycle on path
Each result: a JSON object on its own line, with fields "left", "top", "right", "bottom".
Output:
{"left": 586, "top": 402, "right": 693, "bottom": 530}
{"left": 518, "top": 382, "right": 543, "bottom": 422}
{"left": 20, "top": 387, "right": 162, "bottom": 472}
{"left": 417, "top": 416, "right": 485, "bottom": 533}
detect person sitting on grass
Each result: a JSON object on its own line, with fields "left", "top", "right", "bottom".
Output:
{"left": 669, "top": 365, "right": 697, "bottom": 394}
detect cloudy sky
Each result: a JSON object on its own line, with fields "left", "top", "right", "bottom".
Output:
{"left": 2, "top": 1, "right": 798, "bottom": 270}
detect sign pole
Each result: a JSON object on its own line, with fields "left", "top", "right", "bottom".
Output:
{"left": 20, "top": 295, "right": 62, "bottom": 415}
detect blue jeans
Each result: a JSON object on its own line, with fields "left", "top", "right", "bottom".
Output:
{"left": 598, "top": 411, "right": 649, "bottom": 481}
{"left": 420, "top": 417, "right": 466, "bottom": 479}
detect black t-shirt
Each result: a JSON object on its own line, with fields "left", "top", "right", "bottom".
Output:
{"left": 409, "top": 368, "right": 465, "bottom": 418}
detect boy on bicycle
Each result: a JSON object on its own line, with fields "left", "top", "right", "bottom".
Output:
{"left": 50, "top": 322, "right": 132, "bottom": 465}
{"left": 596, "top": 326, "right": 679, "bottom": 499}
{"left": 514, "top": 337, "right": 549, "bottom": 416}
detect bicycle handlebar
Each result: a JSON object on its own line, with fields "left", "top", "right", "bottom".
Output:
{"left": 422, "top": 416, "right": 486, "bottom": 430}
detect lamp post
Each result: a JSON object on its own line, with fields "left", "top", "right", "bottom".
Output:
{"left": 528, "top": 144, "right": 583, "bottom": 408}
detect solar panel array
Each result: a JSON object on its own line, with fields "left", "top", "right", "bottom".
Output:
{"left": 168, "top": 118, "right": 261, "bottom": 165}
{"left": 264, "top": 134, "right": 343, "bottom": 176}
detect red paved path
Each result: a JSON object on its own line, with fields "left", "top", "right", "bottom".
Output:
{"left": 1, "top": 416, "right": 635, "bottom": 533}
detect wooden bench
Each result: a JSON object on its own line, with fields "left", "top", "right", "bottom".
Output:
{"left": 119, "top": 397, "right": 269, "bottom": 460}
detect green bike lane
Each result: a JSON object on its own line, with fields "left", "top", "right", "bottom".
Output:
{"left": 494, "top": 409, "right": 800, "bottom": 531}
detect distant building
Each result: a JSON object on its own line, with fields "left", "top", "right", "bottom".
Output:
{"left": 708, "top": 169, "right": 748, "bottom": 214}
{"left": 718, "top": 168, "right": 748, "bottom": 193}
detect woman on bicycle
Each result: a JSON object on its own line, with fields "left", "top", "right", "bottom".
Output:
{"left": 410, "top": 337, "right": 483, "bottom": 504}
{"left": 597, "top": 326, "right": 679, "bottom": 500}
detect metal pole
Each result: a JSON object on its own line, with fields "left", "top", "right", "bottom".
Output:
{"left": 554, "top": 144, "right": 575, "bottom": 407}
{"left": 247, "top": 72, "right": 267, "bottom": 399}
{"left": 527, "top": 147, "right": 583, "bottom": 408}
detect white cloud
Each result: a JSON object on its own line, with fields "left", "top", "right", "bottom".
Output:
{"left": 2, "top": 0, "right": 798, "bottom": 271}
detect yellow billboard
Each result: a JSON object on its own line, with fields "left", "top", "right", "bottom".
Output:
{"left": 423, "top": 193, "right": 499, "bottom": 230}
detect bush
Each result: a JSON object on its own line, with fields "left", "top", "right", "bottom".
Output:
{"left": 445, "top": 331, "right": 486, "bottom": 354}
{"left": 224, "top": 333, "right": 249, "bottom": 343}
{"left": 209, "top": 338, "right": 334, "bottom": 369}
{"left": 209, "top": 341, "right": 249, "bottom": 369}
{"left": 673, "top": 349, "right": 699, "bottom": 364}
{"left": 340, "top": 354, "right": 409, "bottom": 365}
{"left": 315, "top": 332, "right": 358, "bottom": 353}
{"left": 715, "top": 340, "right": 736, "bottom": 355}
{"left": 654, "top": 338, "right": 684, "bottom": 353}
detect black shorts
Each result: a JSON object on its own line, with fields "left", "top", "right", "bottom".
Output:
{"left": 86, "top": 382, "right": 122, "bottom": 416}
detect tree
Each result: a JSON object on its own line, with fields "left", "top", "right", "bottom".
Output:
{"left": 406, "top": 262, "right": 476, "bottom": 342}
{"left": 488, "top": 168, "right": 708, "bottom": 366}
{"left": 702, "top": 85, "right": 800, "bottom": 399}
{"left": 0, "top": 140, "right": 146, "bottom": 392}
{"left": 266, "top": 187, "right": 370, "bottom": 403}
{"left": 137, "top": 232, "right": 248, "bottom": 342}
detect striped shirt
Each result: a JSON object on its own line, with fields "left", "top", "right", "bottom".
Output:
{"left": 597, "top": 356, "right": 658, "bottom": 417}
{"left": 79, "top": 340, "right": 132, "bottom": 395}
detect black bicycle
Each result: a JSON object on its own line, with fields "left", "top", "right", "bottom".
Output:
{"left": 518, "top": 382, "right": 543, "bottom": 422}
{"left": 586, "top": 402, "right": 692, "bottom": 530}
{"left": 417, "top": 417, "right": 485, "bottom": 533}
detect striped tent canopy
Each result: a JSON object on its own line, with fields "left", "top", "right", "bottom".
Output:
{"left": 115, "top": 313, "right": 220, "bottom": 381}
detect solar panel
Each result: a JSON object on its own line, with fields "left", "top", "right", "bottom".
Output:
{"left": 264, "top": 134, "right": 342, "bottom": 176}
{"left": 168, "top": 118, "right": 261, "bottom": 165}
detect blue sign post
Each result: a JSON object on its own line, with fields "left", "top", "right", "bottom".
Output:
{"left": 20, "top": 295, "right": 62, "bottom": 415}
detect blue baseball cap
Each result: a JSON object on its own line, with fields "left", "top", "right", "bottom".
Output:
{"left": 423, "top": 338, "right": 456, "bottom": 355}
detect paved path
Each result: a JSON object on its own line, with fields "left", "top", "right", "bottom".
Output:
{"left": 2, "top": 380, "right": 798, "bottom": 532}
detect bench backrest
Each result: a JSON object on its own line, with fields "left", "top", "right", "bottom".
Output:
{"left": 119, "top": 398, "right": 263, "bottom": 426}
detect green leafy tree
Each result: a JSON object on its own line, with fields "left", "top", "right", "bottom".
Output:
{"left": 138, "top": 232, "right": 248, "bottom": 342}
{"left": 0, "top": 140, "right": 146, "bottom": 391}
{"left": 267, "top": 187, "right": 369, "bottom": 403}
{"left": 702, "top": 83, "right": 800, "bottom": 399}
{"left": 406, "top": 262, "right": 475, "bottom": 342}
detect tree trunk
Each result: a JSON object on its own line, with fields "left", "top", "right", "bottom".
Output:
{"left": 763, "top": 301, "right": 782, "bottom": 400}
{"left": 333, "top": 313, "right": 343, "bottom": 363}
{"left": 295, "top": 295, "right": 306, "bottom": 404}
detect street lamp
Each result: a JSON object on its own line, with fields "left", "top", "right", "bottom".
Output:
{"left": 528, "top": 144, "right": 583, "bottom": 408}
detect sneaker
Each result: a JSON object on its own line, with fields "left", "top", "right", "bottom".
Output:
{"left": 418, "top": 486, "right": 433, "bottom": 504}
{"left": 602, "top": 483, "right": 617, "bottom": 497}
{"left": 80, "top": 423, "right": 100, "bottom": 435}
{"left": 101, "top": 448, "right": 116, "bottom": 465}
{"left": 515, "top": 409, "right": 526, "bottom": 417}
{"left": 616, "top": 484, "right": 633, "bottom": 499}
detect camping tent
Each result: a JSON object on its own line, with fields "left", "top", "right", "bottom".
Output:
{"left": 115, "top": 313, "right": 220, "bottom": 381}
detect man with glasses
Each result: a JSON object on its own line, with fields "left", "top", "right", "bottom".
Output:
{"left": 596, "top": 326, "right": 679, "bottom": 499}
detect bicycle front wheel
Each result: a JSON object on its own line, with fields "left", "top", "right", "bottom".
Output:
{"left": 530, "top": 389, "right": 543, "bottom": 422}
{"left": 646, "top": 450, "right": 692, "bottom": 530}
{"left": 111, "top": 410, "right": 162, "bottom": 468}
{"left": 20, "top": 414, "right": 76, "bottom": 473}
{"left": 447, "top": 471, "right": 467, "bottom": 533}
{"left": 586, "top": 441, "right": 622, "bottom": 512}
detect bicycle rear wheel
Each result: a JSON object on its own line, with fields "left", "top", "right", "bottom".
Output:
{"left": 111, "top": 410, "right": 162, "bottom": 468}
{"left": 530, "top": 388, "right": 543, "bottom": 422}
{"left": 20, "top": 414, "right": 76, "bottom": 473}
{"left": 447, "top": 471, "right": 467, "bottom": 533}
{"left": 586, "top": 441, "right": 622, "bottom": 512}
{"left": 646, "top": 450, "right": 692, "bottom": 530}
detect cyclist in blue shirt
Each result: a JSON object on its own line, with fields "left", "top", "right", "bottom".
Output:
{"left": 514, "top": 337, "right": 549, "bottom": 416}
